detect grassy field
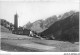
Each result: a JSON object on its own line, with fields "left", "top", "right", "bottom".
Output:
{"left": 1, "top": 32, "right": 79, "bottom": 52}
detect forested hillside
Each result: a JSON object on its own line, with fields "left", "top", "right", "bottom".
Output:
{"left": 0, "top": 19, "right": 14, "bottom": 33}
{"left": 40, "top": 12, "right": 79, "bottom": 43}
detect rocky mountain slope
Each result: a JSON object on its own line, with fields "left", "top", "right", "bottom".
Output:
{"left": 23, "top": 15, "right": 58, "bottom": 33}
{"left": 23, "top": 11, "right": 75, "bottom": 33}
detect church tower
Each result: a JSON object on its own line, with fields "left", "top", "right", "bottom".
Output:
{"left": 14, "top": 13, "right": 18, "bottom": 31}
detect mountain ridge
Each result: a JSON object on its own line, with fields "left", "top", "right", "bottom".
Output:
{"left": 40, "top": 12, "right": 79, "bottom": 43}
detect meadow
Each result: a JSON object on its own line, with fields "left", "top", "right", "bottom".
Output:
{"left": 1, "top": 32, "right": 79, "bottom": 52}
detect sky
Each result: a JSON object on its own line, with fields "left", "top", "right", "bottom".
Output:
{"left": 0, "top": 0, "right": 79, "bottom": 26}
